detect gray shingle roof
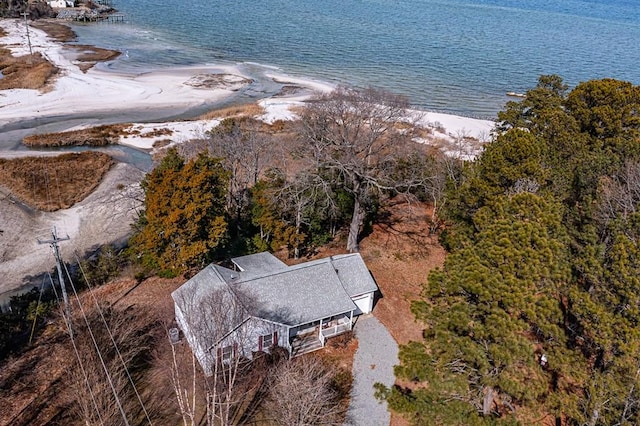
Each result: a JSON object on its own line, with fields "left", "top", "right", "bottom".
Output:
{"left": 330, "top": 254, "right": 379, "bottom": 296}
{"left": 172, "top": 264, "right": 228, "bottom": 311}
{"left": 231, "top": 252, "right": 288, "bottom": 274}
{"left": 172, "top": 264, "right": 249, "bottom": 347}
{"left": 234, "top": 262, "right": 357, "bottom": 326}
{"left": 173, "top": 252, "right": 378, "bottom": 330}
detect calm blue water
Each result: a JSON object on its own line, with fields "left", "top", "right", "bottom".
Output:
{"left": 71, "top": 0, "right": 640, "bottom": 118}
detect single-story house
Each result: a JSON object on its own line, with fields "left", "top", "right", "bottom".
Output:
{"left": 171, "top": 252, "right": 378, "bottom": 375}
{"left": 49, "top": 0, "right": 75, "bottom": 8}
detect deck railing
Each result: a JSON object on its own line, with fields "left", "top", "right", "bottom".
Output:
{"left": 320, "top": 321, "right": 351, "bottom": 338}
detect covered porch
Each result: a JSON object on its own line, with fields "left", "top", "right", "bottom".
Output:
{"left": 289, "top": 311, "right": 354, "bottom": 357}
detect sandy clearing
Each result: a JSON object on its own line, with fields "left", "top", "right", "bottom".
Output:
{"left": 0, "top": 162, "right": 144, "bottom": 300}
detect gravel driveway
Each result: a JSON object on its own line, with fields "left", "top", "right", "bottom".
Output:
{"left": 346, "top": 315, "right": 399, "bottom": 426}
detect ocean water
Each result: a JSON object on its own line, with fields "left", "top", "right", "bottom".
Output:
{"left": 70, "top": 0, "right": 640, "bottom": 118}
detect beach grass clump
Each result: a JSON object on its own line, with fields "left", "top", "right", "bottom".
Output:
{"left": 198, "top": 102, "right": 265, "bottom": 120}
{"left": 23, "top": 124, "right": 129, "bottom": 147}
{"left": 0, "top": 48, "right": 58, "bottom": 91}
{"left": 0, "top": 151, "right": 114, "bottom": 211}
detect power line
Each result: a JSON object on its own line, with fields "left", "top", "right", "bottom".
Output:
{"left": 75, "top": 251, "right": 154, "bottom": 425}
{"left": 47, "top": 271, "right": 105, "bottom": 426}
{"left": 37, "top": 227, "right": 71, "bottom": 335}
{"left": 28, "top": 274, "right": 47, "bottom": 345}
{"left": 62, "top": 260, "right": 131, "bottom": 426}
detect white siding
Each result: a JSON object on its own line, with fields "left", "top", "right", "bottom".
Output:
{"left": 175, "top": 305, "right": 215, "bottom": 375}
{"left": 352, "top": 293, "right": 374, "bottom": 315}
{"left": 217, "top": 317, "right": 287, "bottom": 360}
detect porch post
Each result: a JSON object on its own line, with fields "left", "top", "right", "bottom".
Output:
{"left": 319, "top": 318, "right": 323, "bottom": 344}
{"left": 349, "top": 310, "right": 353, "bottom": 330}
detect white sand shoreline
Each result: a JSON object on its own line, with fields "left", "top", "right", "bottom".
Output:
{"left": 0, "top": 18, "right": 494, "bottom": 155}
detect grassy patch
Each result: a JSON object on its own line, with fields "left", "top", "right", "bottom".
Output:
{"left": 197, "top": 102, "right": 264, "bottom": 120}
{"left": 23, "top": 124, "right": 129, "bottom": 147}
{"left": 0, "top": 151, "right": 115, "bottom": 211}
{"left": 30, "top": 20, "right": 77, "bottom": 42}
{"left": 0, "top": 48, "right": 58, "bottom": 91}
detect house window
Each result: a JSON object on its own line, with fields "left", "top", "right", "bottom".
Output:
{"left": 259, "top": 332, "right": 277, "bottom": 351}
{"left": 220, "top": 344, "right": 234, "bottom": 361}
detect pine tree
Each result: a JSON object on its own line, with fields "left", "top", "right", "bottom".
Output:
{"left": 384, "top": 77, "right": 640, "bottom": 424}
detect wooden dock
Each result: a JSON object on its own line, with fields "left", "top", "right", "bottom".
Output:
{"left": 69, "top": 13, "right": 126, "bottom": 23}
{"left": 105, "top": 14, "right": 125, "bottom": 23}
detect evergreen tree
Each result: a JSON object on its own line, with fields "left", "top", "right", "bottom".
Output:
{"left": 130, "top": 149, "right": 229, "bottom": 276}
{"left": 384, "top": 193, "right": 575, "bottom": 423}
{"left": 384, "top": 76, "right": 640, "bottom": 424}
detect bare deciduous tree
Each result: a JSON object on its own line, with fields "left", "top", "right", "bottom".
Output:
{"left": 170, "top": 282, "right": 261, "bottom": 426}
{"left": 206, "top": 118, "right": 278, "bottom": 221}
{"left": 597, "top": 160, "right": 640, "bottom": 228}
{"left": 298, "top": 86, "right": 425, "bottom": 252}
{"left": 263, "top": 356, "right": 345, "bottom": 426}
{"left": 67, "top": 305, "right": 158, "bottom": 426}
{"left": 166, "top": 332, "right": 199, "bottom": 426}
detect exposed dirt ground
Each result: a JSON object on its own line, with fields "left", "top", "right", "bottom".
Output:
{"left": 362, "top": 201, "right": 445, "bottom": 345}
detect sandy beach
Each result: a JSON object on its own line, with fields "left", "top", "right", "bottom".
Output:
{"left": 0, "top": 19, "right": 254, "bottom": 127}
{"left": 0, "top": 19, "right": 494, "bottom": 151}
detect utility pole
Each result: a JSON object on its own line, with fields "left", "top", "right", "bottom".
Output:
{"left": 38, "top": 228, "right": 72, "bottom": 334}
{"left": 22, "top": 2, "right": 33, "bottom": 56}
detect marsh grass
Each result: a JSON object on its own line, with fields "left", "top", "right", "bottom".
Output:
{"left": 23, "top": 124, "right": 129, "bottom": 147}
{"left": 0, "top": 152, "right": 114, "bottom": 211}
{"left": 30, "top": 20, "right": 76, "bottom": 42}
{"left": 197, "top": 103, "right": 264, "bottom": 120}
{"left": 65, "top": 44, "right": 121, "bottom": 72}
{"left": 0, "top": 48, "right": 58, "bottom": 90}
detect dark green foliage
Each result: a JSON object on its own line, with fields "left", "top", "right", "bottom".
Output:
{"left": 0, "top": 287, "right": 56, "bottom": 362}
{"left": 79, "top": 245, "right": 128, "bottom": 286}
{"left": 385, "top": 76, "right": 640, "bottom": 424}
{"left": 409, "top": 194, "right": 572, "bottom": 421}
